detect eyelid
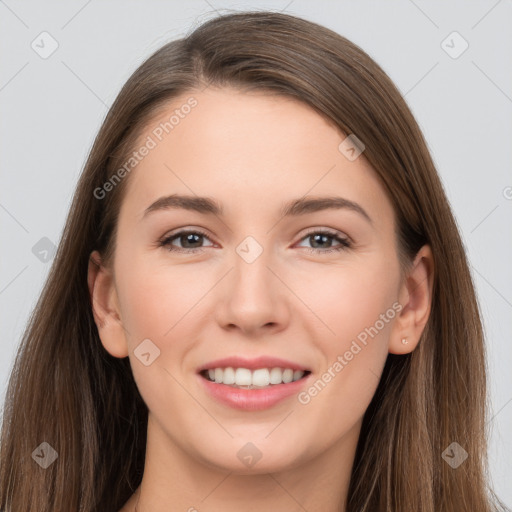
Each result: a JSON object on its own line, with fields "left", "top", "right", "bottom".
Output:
{"left": 296, "top": 226, "right": 351, "bottom": 243}
{"left": 159, "top": 227, "right": 215, "bottom": 247}
{"left": 159, "top": 225, "right": 352, "bottom": 254}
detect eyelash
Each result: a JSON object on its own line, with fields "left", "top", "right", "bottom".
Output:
{"left": 158, "top": 228, "right": 352, "bottom": 255}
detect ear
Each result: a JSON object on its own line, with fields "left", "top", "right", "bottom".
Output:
{"left": 87, "top": 250, "right": 129, "bottom": 358}
{"left": 389, "top": 244, "right": 435, "bottom": 354}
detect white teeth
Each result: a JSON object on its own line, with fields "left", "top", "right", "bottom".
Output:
{"left": 282, "top": 368, "right": 293, "bottom": 384}
{"left": 203, "top": 367, "right": 307, "bottom": 387}
{"left": 223, "top": 367, "right": 235, "bottom": 385}
{"left": 269, "top": 367, "right": 282, "bottom": 384}
{"left": 252, "top": 368, "right": 270, "bottom": 387}
{"left": 235, "top": 368, "right": 252, "bottom": 386}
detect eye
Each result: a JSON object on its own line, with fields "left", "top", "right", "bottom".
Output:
{"left": 159, "top": 229, "right": 214, "bottom": 253}
{"left": 295, "top": 229, "right": 352, "bottom": 254}
{"left": 159, "top": 228, "right": 352, "bottom": 255}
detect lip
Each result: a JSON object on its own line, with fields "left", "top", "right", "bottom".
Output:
{"left": 196, "top": 356, "right": 310, "bottom": 373}
{"left": 197, "top": 371, "right": 312, "bottom": 411}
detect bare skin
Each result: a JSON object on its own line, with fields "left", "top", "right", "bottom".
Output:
{"left": 88, "top": 87, "right": 434, "bottom": 512}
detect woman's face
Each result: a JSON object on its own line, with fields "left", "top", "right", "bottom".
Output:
{"left": 92, "top": 86, "right": 412, "bottom": 474}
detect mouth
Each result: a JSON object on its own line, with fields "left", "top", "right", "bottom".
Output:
{"left": 199, "top": 367, "right": 312, "bottom": 390}
{"left": 197, "top": 361, "right": 313, "bottom": 411}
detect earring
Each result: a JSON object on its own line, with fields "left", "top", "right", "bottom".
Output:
{"left": 401, "top": 338, "right": 408, "bottom": 345}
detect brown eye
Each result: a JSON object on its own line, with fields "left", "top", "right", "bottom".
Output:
{"left": 160, "top": 230, "right": 214, "bottom": 253}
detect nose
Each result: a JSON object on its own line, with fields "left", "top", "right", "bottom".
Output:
{"left": 214, "top": 244, "right": 290, "bottom": 337}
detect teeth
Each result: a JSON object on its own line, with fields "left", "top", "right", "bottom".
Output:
{"left": 235, "top": 368, "right": 252, "bottom": 386}
{"left": 252, "top": 368, "right": 269, "bottom": 387}
{"left": 282, "top": 368, "right": 293, "bottom": 384}
{"left": 293, "top": 370, "right": 304, "bottom": 381}
{"left": 203, "top": 367, "right": 307, "bottom": 388}
{"left": 223, "top": 367, "right": 235, "bottom": 385}
{"left": 269, "top": 367, "right": 282, "bottom": 384}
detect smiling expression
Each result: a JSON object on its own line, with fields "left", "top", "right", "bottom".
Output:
{"left": 92, "top": 86, "right": 407, "bottom": 473}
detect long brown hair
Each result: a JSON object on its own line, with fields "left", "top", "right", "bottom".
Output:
{"left": 1, "top": 10, "right": 508, "bottom": 511}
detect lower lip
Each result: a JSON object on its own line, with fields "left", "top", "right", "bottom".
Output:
{"left": 197, "top": 373, "right": 311, "bottom": 411}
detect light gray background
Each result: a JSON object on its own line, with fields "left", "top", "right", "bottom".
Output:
{"left": 1, "top": 0, "right": 511, "bottom": 505}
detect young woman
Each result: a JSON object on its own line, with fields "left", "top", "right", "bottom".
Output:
{"left": 1, "top": 10, "right": 508, "bottom": 512}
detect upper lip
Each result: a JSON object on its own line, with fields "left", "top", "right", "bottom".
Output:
{"left": 197, "top": 356, "right": 311, "bottom": 373}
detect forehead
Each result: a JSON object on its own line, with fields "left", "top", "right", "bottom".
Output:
{"left": 118, "top": 87, "right": 393, "bottom": 228}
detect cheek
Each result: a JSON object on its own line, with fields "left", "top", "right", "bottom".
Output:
{"left": 113, "top": 255, "right": 203, "bottom": 406}
{"left": 114, "top": 257, "right": 206, "bottom": 425}
{"left": 115, "top": 253, "right": 205, "bottom": 342}
{"left": 291, "top": 258, "right": 397, "bottom": 431}
{"left": 290, "top": 255, "right": 399, "bottom": 345}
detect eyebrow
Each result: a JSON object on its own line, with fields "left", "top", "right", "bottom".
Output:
{"left": 142, "top": 194, "right": 373, "bottom": 224}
